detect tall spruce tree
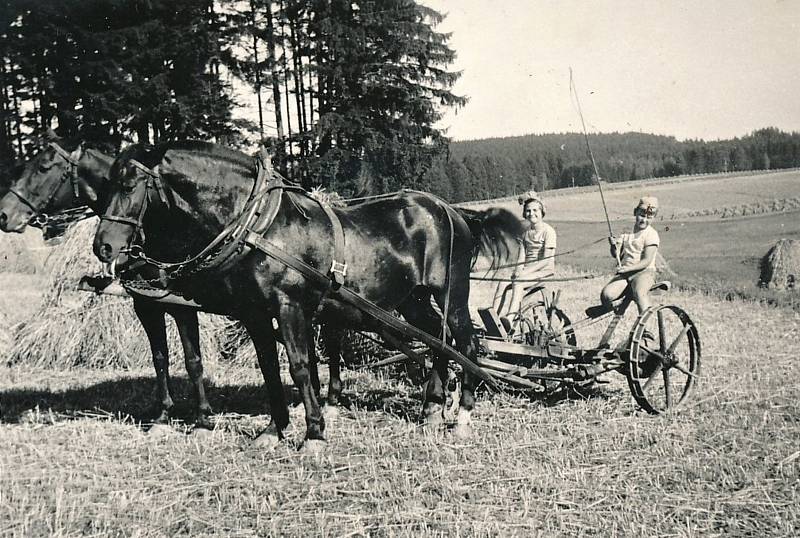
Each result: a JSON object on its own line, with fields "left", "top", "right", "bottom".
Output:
{"left": 304, "top": 0, "right": 466, "bottom": 194}
{"left": 1, "top": 0, "right": 236, "bottom": 153}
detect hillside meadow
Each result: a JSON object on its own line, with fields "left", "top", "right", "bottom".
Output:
{"left": 486, "top": 169, "right": 800, "bottom": 222}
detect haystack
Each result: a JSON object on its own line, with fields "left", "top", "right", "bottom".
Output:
{"left": 760, "top": 239, "right": 800, "bottom": 290}
{"left": 9, "top": 217, "right": 235, "bottom": 370}
{"left": 0, "top": 227, "right": 49, "bottom": 274}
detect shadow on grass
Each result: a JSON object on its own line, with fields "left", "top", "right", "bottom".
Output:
{"left": 479, "top": 379, "right": 615, "bottom": 408}
{"left": 335, "top": 365, "right": 615, "bottom": 423}
{"left": 0, "top": 367, "right": 615, "bottom": 428}
{"left": 0, "top": 376, "right": 302, "bottom": 424}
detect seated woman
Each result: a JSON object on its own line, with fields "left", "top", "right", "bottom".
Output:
{"left": 492, "top": 191, "right": 556, "bottom": 324}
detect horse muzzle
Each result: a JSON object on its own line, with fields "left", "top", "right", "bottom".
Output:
{"left": 94, "top": 240, "right": 118, "bottom": 264}
{"left": 0, "top": 205, "right": 31, "bottom": 233}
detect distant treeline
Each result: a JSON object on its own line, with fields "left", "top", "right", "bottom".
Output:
{"left": 417, "top": 128, "right": 800, "bottom": 202}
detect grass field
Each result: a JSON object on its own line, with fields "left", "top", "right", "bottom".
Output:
{"left": 488, "top": 169, "right": 800, "bottom": 222}
{"left": 1, "top": 169, "right": 799, "bottom": 536}
{"left": 1, "top": 275, "right": 799, "bottom": 536}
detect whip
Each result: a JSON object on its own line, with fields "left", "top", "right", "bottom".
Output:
{"left": 569, "top": 67, "right": 620, "bottom": 266}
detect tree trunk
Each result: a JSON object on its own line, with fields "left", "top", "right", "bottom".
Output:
{"left": 250, "top": 0, "right": 264, "bottom": 138}
{"left": 265, "top": 0, "right": 286, "bottom": 175}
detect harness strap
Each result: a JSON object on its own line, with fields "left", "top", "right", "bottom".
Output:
{"left": 129, "top": 159, "right": 169, "bottom": 206}
{"left": 8, "top": 187, "right": 38, "bottom": 212}
{"left": 193, "top": 152, "right": 300, "bottom": 276}
{"left": 316, "top": 202, "right": 347, "bottom": 289}
{"left": 49, "top": 142, "right": 80, "bottom": 166}
{"left": 243, "top": 231, "right": 499, "bottom": 390}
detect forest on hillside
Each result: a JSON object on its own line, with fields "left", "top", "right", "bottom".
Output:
{"left": 416, "top": 128, "right": 800, "bottom": 202}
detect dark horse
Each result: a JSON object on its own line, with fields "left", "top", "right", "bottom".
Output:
{"left": 93, "top": 141, "right": 520, "bottom": 449}
{"left": 0, "top": 137, "right": 219, "bottom": 429}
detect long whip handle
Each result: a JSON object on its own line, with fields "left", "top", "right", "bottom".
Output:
{"left": 569, "top": 68, "right": 620, "bottom": 266}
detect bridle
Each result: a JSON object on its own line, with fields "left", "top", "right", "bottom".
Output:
{"left": 100, "top": 158, "right": 169, "bottom": 251}
{"left": 8, "top": 142, "right": 92, "bottom": 228}
{"left": 99, "top": 153, "right": 287, "bottom": 283}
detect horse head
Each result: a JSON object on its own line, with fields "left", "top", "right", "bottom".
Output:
{"left": 93, "top": 148, "right": 163, "bottom": 267}
{"left": 94, "top": 142, "right": 258, "bottom": 270}
{"left": 0, "top": 138, "right": 112, "bottom": 233}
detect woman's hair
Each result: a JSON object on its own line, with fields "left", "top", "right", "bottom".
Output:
{"left": 522, "top": 197, "right": 546, "bottom": 218}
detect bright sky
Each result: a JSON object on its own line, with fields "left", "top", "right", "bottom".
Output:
{"left": 422, "top": 0, "right": 800, "bottom": 141}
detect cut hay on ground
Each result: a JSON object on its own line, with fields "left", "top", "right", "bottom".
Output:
{"left": 9, "top": 218, "right": 236, "bottom": 372}
{"left": 761, "top": 238, "right": 800, "bottom": 290}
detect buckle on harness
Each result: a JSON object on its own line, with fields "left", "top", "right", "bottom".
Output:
{"left": 329, "top": 259, "right": 347, "bottom": 287}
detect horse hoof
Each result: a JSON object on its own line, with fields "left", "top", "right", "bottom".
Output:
{"left": 451, "top": 423, "right": 474, "bottom": 440}
{"left": 190, "top": 426, "right": 214, "bottom": 439}
{"left": 322, "top": 405, "right": 339, "bottom": 423}
{"left": 422, "top": 422, "right": 443, "bottom": 436}
{"left": 253, "top": 429, "right": 282, "bottom": 449}
{"left": 301, "top": 439, "right": 326, "bottom": 456}
{"left": 422, "top": 415, "right": 445, "bottom": 436}
{"left": 147, "top": 423, "right": 175, "bottom": 437}
{"left": 194, "top": 415, "right": 215, "bottom": 431}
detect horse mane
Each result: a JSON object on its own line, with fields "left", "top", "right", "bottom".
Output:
{"left": 165, "top": 141, "right": 256, "bottom": 177}
{"left": 111, "top": 141, "right": 256, "bottom": 186}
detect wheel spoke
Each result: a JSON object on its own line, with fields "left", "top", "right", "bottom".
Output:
{"left": 671, "top": 362, "right": 696, "bottom": 377}
{"left": 642, "top": 363, "right": 664, "bottom": 391}
{"left": 626, "top": 305, "right": 700, "bottom": 414}
{"left": 639, "top": 343, "right": 666, "bottom": 363}
{"left": 666, "top": 324, "right": 691, "bottom": 355}
{"left": 657, "top": 309, "right": 667, "bottom": 353}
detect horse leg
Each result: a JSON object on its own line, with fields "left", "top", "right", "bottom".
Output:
{"left": 320, "top": 324, "right": 343, "bottom": 422}
{"left": 169, "top": 307, "right": 214, "bottom": 431}
{"left": 242, "top": 316, "right": 291, "bottom": 447}
{"left": 435, "top": 291, "right": 479, "bottom": 439}
{"left": 132, "top": 299, "right": 174, "bottom": 426}
{"left": 308, "top": 326, "right": 322, "bottom": 400}
{"left": 397, "top": 291, "right": 449, "bottom": 432}
{"left": 278, "top": 303, "right": 325, "bottom": 452}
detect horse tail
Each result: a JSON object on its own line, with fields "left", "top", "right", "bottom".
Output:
{"left": 453, "top": 207, "right": 524, "bottom": 270}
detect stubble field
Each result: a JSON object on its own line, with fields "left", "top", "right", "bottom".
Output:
{"left": 1, "top": 170, "right": 799, "bottom": 536}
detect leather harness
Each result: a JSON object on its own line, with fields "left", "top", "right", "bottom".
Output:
{"left": 114, "top": 150, "right": 348, "bottom": 292}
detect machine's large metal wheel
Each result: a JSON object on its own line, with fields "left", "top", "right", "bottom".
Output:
{"left": 625, "top": 305, "right": 700, "bottom": 414}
